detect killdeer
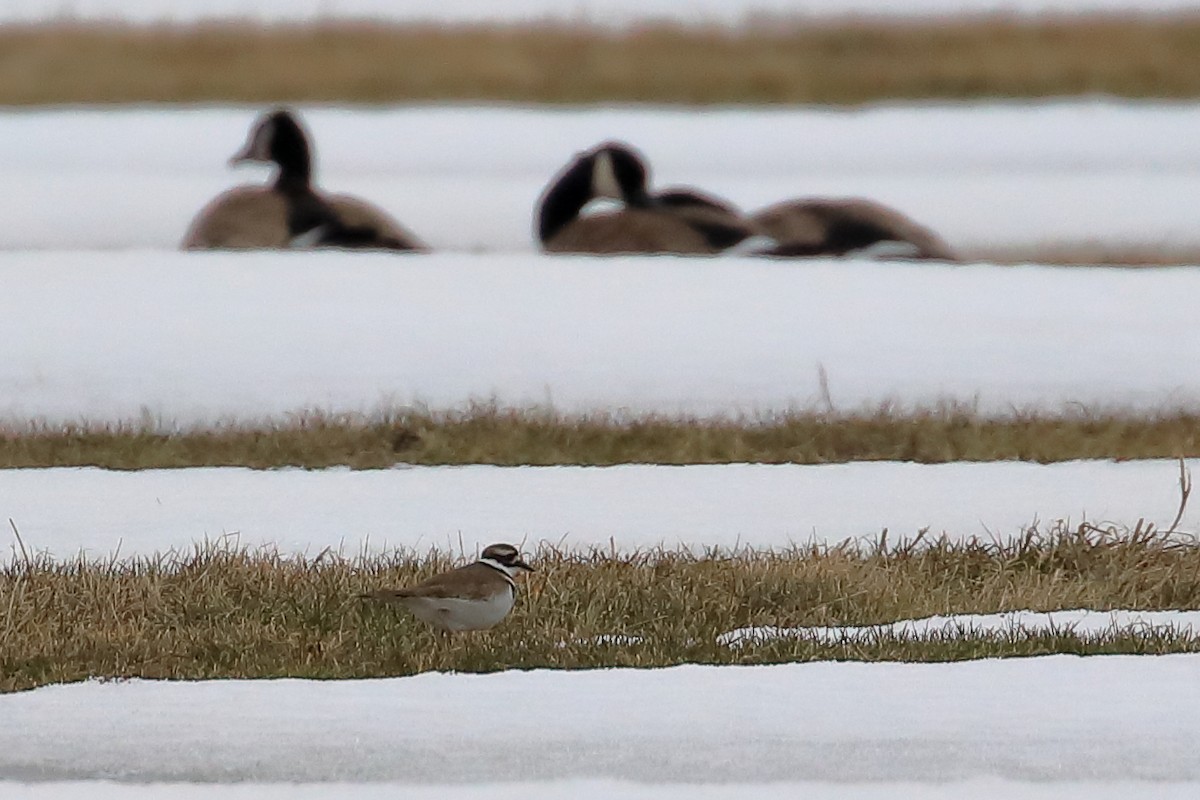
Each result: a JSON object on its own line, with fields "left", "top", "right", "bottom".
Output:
{"left": 360, "top": 543, "right": 534, "bottom": 632}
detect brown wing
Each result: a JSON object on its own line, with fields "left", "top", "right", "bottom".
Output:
{"left": 655, "top": 188, "right": 762, "bottom": 251}
{"left": 364, "top": 562, "right": 512, "bottom": 603}
{"left": 324, "top": 193, "right": 429, "bottom": 252}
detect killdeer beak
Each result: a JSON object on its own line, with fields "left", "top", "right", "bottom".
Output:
{"left": 514, "top": 559, "right": 534, "bottom": 572}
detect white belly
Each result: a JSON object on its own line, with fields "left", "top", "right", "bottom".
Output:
{"left": 400, "top": 589, "right": 515, "bottom": 632}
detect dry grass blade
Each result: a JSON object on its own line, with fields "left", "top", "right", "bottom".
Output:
{"left": 1166, "top": 456, "right": 1193, "bottom": 536}
{"left": 8, "top": 519, "right": 31, "bottom": 573}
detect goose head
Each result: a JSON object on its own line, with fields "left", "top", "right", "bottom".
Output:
{"left": 230, "top": 108, "right": 314, "bottom": 190}
{"left": 585, "top": 141, "right": 653, "bottom": 208}
{"left": 537, "top": 140, "right": 657, "bottom": 244}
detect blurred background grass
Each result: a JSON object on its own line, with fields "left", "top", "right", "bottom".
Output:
{"left": 4, "top": 16, "right": 1200, "bottom": 106}
{"left": 2, "top": 406, "right": 1199, "bottom": 469}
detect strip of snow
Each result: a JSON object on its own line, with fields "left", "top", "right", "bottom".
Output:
{"left": 1, "top": 656, "right": 1197, "bottom": 782}
{"left": 2, "top": 254, "right": 1200, "bottom": 422}
{"left": 5, "top": 0, "right": 1200, "bottom": 26}
{"left": 6, "top": 780, "right": 1200, "bottom": 800}
{"left": 3, "top": 461, "right": 1194, "bottom": 558}
{"left": 1, "top": 102, "right": 1199, "bottom": 253}
{"left": 720, "top": 609, "right": 1200, "bottom": 646}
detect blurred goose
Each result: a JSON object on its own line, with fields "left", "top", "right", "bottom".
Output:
{"left": 751, "top": 197, "right": 956, "bottom": 261}
{"left": 537, "top": 141, "right": 758, "bottom": 255}
{"left": 182, "top": 108, "right": 426, "bottom": 252}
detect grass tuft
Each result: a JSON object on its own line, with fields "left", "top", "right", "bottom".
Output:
{"left": 3, "top": 522, "right": 1198, "bottom": 692}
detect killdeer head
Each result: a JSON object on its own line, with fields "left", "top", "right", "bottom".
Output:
{"left": 360, "top": 543, "right": 534, "bottom": 632}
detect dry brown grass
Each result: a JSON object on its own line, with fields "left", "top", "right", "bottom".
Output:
{"left": 1, "top": 405, "right": 1199, "bottom": 469}
{"left": 967, "top": 243, "right": 1200, "bottom": 267}
{"left": 3, "top": 522, "right": 1197, "bottom": 693}
{"left": 5, "top": 16, "right": 1200, "bottom": 105}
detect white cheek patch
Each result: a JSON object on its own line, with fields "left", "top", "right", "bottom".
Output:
{"left": 590, "top": 152, "right": 623, "bottom": 201}
{"left": 233, "top": 118, "right": 275, "bottom": 165}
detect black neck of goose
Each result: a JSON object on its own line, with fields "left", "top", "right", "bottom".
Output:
{"left": 538, "top": 158, "right": 594, "bottom": 244}
{"left": 270, "top": 119, "right": 313, "bottom": 194}
{"left": 625, "top": 188, "right": 655, "bottom": 210}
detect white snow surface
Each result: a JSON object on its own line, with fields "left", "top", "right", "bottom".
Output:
{"left": 3, "top": 102, "right": 1200, "bottom": 255}
{"left": 721, "top": 609, "right": 1200, "bottom": 645}
{"left": 6, "top": 782, "right": 1200, "bottom": 800}
{"left": 5, "top": 460, "right": 1194, "bottom": 557}
{"left": 1, "top": 656, "right": 1197, "bottom": 783}
{"left": 2, "top": 251, "right": 1200, "bottom": 421}
{"left": 5, "top": 0, "right": 1200, "bottom": 26}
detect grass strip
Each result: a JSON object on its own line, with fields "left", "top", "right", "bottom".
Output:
{"left": 3, "top": 522, "right": 1198, "bottom": 692}
{"left": 6, "top": 16, "right": 1200, "bottom": 106}
{"left": 1, "top": 405, "right": 1198, "bottom": 469}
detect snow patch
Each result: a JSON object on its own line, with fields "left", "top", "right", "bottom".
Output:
{"left": 5, "top": 780, "right": 1200, "bottom": 800}
{"left": 3, "top": 460, "right": 1196, "bottom": 557}
{"left": 2, "top": 657, "right": 1197, "bottom": 783}
{"left": 720, "top": 609, "right": 1200, "bottom": 646}
{"left": 1, "top": 254, "right": 1200, "bottom": 423}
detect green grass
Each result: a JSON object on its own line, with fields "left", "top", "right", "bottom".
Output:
{"left": 1, "top": 405, "right": 1198, "bottom": 469}
{"left": 4, "top": 524, "right": 1197, "bottom": 692}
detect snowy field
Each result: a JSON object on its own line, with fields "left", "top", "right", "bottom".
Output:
{"left": 4, "top": 460, "right": 1193, "bottom": 557}
{"left": 10, "top": 783, "right": 1200, "bottom": 800}
{"left": 2, "top": 102, "right": 1199, "bottom": 255}
{"left": 1, "top": 656, "right": 1197, "bottom": 789}
{"left": 1, "top": 253, "right": 1198, "bottom": 421}
{"left": 5, "top": 102, "right": 1197, "bottom": 800}
{"left": 5, "top": 0, "right": 1200, "bottom": 26}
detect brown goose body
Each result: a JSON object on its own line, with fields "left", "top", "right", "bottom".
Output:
{"left": 544, "top": 208, "right": 719, "bottom": 255}
{"left": 183, "top": 187, "right": 425, "bottom": 251}
{"left": 752, "top": 197, "right": 956, "bottom": 261}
